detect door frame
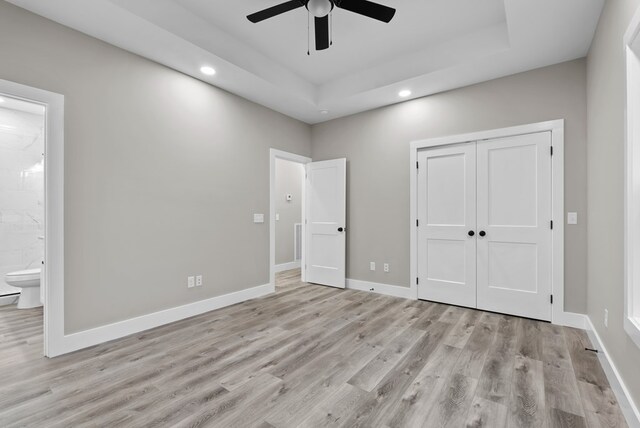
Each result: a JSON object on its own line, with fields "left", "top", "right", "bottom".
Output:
{"left": 269, "top": 149, "right": 312, "bottom": 290}
{"left": 0, "top": 78, "right": 65, "bottom": 357}
{"left": 409, "top": 119, "right": 577, "bottom": 327}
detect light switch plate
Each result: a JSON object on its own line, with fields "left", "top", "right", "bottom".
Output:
{"left": 567, "top": 212, "right": 578, "bottom": 225}
{"left": 276, "top": 213, "right": 280, "bottom": 221}
{"left": 187, "top": 276, "right": 195, "bottom": 288}
{"left": 370, "top": 262, "right": 376, "bottom": 271}
{"left": 254, "top": 213, "right": 264, "bottom": 223}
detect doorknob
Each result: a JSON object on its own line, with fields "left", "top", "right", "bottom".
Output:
{"left": 468, "top": 230, "right": 475, "bottom": 236}
{"left": 338, "top": 227, "right": 345, "bottom": 232}
{"left": 479, "top": 230, "right": 486, "bottom": 237}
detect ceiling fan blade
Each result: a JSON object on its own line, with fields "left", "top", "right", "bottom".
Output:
{"left": 336, "top": 0, "right": 395, "bottom": 23}
{"left": 247, "top": 0, "right": 303, "bottom": 23}
{"left": 315, "top": 16, "right": 330, "bottom": 50}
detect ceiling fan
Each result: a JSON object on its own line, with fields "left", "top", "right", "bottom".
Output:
{"left": 247, "top": 0, "right": 396, "bottom": 51}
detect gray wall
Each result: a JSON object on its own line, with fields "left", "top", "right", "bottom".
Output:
{"left": 311, "top": 59, "right": 588, "bottom": 314}
{"left": 275, "top": 158, "right": 303, "bottom": 265}
{"left": 586, "top": 0, "right": 640, "bottom": 409}
{"left": 0, "top": 1, "right": 311, "bottom": 333}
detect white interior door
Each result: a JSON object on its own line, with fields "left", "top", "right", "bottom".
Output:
{"left": 305, "top": 159, "right": 346, "bottom": 288}
{"left": 417, "top": 144, "right": 477, "bottom": 307}
{"left": 476, "top": 132, "right": 552, "bottom": 321}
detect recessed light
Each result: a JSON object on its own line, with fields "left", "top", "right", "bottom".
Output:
{"left": 398, "top": 90, "right": 412, "bottom": 98}
{"left": 0, "top": 97, "right": 5, "bottom": 103}
{"left": 200, "top": 66, "right": 216, "bottom": 76}
{"left": 319, "top": 110, "right": 329, "bottom": 115}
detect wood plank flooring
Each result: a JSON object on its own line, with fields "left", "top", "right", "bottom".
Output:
{"left": 0, "top": 269, "right": 628, "bottom": 427}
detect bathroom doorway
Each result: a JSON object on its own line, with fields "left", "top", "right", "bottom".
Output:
{"left": 0, "top": 79, "right": 64, "bottom": 357}
{"left": 0, "top": 97, "right": 45, "bottom": 305}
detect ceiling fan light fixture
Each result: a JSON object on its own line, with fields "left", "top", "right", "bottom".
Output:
{"left": 306, "top": 0, "right": 333, "bottom": 18}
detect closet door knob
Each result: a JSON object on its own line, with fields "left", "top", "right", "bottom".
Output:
{"left": 337, "top": 227, "right": 344, "bottom": 232}
{"left": 468, "top": 230, "right": 475, "bottom": 237}
{"left": 479, "top": 231, "right": 486, "bottom": 237}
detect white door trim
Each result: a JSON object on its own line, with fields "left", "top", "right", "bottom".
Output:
{"left": 623, "top": 5, "right": 640, "bottom": 348}
{"left": 410, "top": 120, "right": 571, "bottom": 326}
{"left": 0, "top": 79, "right": 65, "bottom": 357}
{"left": 269, "top": 149, "right": 312, "bottom": 290}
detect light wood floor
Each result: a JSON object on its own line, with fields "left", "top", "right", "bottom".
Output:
{"left": 0, "top": 269, "right": 628, "bottom": 427}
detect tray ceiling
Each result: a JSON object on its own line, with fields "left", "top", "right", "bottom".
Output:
{"left": 6, "top": 0, "right": 604, "bottom": 123}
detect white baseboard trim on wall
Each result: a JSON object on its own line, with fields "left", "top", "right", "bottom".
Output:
{"left": 585, "top": 317, "right": 640, "bottom": 427}
{"left": 554, "top": 311, "right": 588, "bottom": 329}
{"left": 346, "top": 279, "right": 414, "bottom": 300}
{"left": 55, "top": 283, "right": 273, "bottom": 357}
{"left": 274, "top": 261, "right": 301, "bottom": 273}
{"left": 0, "top": 293, "right": 20, "bottom": 306}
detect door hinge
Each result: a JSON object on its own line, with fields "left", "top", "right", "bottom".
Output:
{"left": 416, "top": 219, "right": 419, "bottom": 227}
{"left": 550, "top": 220, "right": 553, "bottom": 230}
{"left": 550, "top": 146, "right": 553, "bottom": 156}
{"left": 550, "top": 294, "right": 554, "bottom": 304}
{"left": 416, "top": 161, "right": 419, "bottom": 169}
{"left": 416, "top": 277, "right": 419, "bottom": 285}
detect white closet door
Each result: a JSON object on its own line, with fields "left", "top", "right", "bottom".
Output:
{"left": 476, "top": 132, "right": 552, "bottom": 321}
{"left": 306, "top": 158, "right": 347, "bottom": 288}
{"left": 417, "top": 143, "right": 477, "bottom": 307}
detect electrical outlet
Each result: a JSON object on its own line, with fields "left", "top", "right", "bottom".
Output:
{"left": 187, "top": 276, "right": 195, "bottom": 288}
{"left": 604, "top": 309, "right": 608, "bottom": 328}
{"left": 196, "top": 275, "right": 203, "bottom": 287}
{"left": 384, "top": 263, "right": 390, "bottom": 273}
{"left": 370, "top": 262, "right": 376, "bottom": 271}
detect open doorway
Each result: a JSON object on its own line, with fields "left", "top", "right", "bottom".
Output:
{"left": 0, "top": 97, "right": 45, "bottom": 306}
{"left": 274, "top": 158, "right": 305, "bottom": 274}
{"left": 0, "top": 79, "right": 64, "bottom": 357}
{"left": 269, "top": 149, "right": 311, "bottom": 290}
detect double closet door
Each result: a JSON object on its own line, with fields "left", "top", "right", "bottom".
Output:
{"left": 417, "top": 132, "right": 552, "bottom": 321}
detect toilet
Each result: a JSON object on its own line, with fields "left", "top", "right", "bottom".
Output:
{"left": 5, "top": 268, "right": 42, "bottom": 309}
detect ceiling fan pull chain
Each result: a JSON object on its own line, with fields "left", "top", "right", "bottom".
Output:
{"left": 330, "top": 9, "right": 333, "bottom": 46}
{"left": 307, "top": 9, "right": 310, "bottom": 55}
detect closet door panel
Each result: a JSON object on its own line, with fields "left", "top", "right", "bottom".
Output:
{"left": 417, "top": 143, "right": 476, "bottom": 307}
{"left": 476, "top": 132, "right": 552, "bottom": 321}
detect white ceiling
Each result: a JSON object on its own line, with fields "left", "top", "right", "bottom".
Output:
{"left": 7, "top": 0, "right": 604, "bottom": 124}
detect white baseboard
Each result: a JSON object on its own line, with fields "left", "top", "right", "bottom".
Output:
{"left": 346, "top": 279, "right": 414, "bottom": 300}
{"left": 53, "top": 283, "right": 273, "bottom": 357}
{"left": 554, "top": 311, "right": 588, "bottom": 329}
{"left": 274, "top": 261, "right": 301, "bottom": 273}
{"left": 585, "top": 317, "right": 640, "bottom": 427}
{"left": 0, "top": 293, "right": 19, "bottom": 306}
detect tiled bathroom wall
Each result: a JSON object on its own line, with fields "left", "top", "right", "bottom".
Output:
{"left": 0, "top": 105, "right": 45, "bottom": 295}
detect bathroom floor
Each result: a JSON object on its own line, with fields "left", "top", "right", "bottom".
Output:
{"left": 0, "top": 271, "right": 629, "bottom": 427}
